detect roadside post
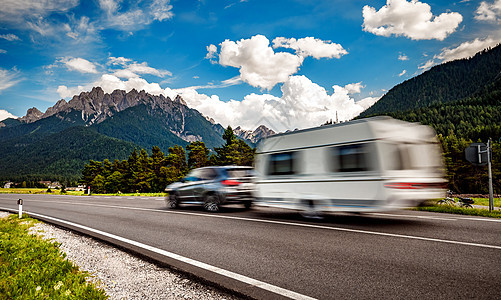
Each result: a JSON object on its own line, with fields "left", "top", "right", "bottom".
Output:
{"left": 465, "top": 139, "right": 494, "bottom": 211}
{"left": 17, "top": 199, "right": 23, "bottom": 219}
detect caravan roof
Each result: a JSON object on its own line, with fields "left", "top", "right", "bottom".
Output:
{"left": 257, "top": 116, "right": 437, "bottom": 154}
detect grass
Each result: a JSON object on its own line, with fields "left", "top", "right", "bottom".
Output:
{"left": 414, "top": 204, "right": 501, "bottom": 218}
{"left": 470, "top": 197, "right": 501, "bottom": 207}
{"left": 0, "top": 188, "right": 166, "bottom": 197}
{"left": 0, "top": 214, "right": 108, "bottom": 299}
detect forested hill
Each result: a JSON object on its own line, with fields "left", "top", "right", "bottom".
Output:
{"left": 360, "top": 43, "right": 501, "bottom": 117}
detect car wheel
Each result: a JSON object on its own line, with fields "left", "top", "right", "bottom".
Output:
{"left": 204, "top": 194, "right": 220, "bottom": 212}
{"left": 166, "top": 193, "right": 180, "bottom": 209}
{"left": 243, "top": 201, "right": 252, "bottom": 209}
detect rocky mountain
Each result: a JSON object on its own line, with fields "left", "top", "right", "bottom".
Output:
{"left": 0, "top": 87, "right": 274, "bottom": 181}
{"left": 234, "top": 125, "right": 276, "bottom": 144}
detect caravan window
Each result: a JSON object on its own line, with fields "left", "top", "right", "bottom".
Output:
{"left": 332, "top": 144, "right": 370, "bottom": 172}
{"left": 268, "top": 152, "right": 297, "bottom": 175}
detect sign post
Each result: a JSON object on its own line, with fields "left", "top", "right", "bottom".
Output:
{"left": 17, "top": 199, "right": 23, "bottom": 219}
{"left": 487, "top": 139, "right": 494, "bottom": 211}
{"left": 465, "top": 139, "right": 494, "bottom": 211}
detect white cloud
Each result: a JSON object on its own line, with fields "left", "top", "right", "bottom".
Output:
{"left": 435, "top": 37, "right": 500, "bottom": 63}
{"left": 60, "top": 57, "right": 99, "bottom": 74}
{"left": 107, "top": 57, "right": 171, "bottom": 78}
{"left": 399, "top": 70, "right": 407, "bottom": 76}
{"left": 205, "top": 44, "right": 218, "bottom": 62}
{"left": 0, "top": 0, "right": 79, "bottom": 23}
{"left": 98, "top": 0, "right": 173, "bottom": 30}
{"left": 0, "top": 34, "right": 20, "bottom": 41}
{"left": 418, "top": 60, "right": 436, "bottom": 71}
{"left": 362, "top": 0, "right": 463, "bottom": 41}
{"left": 0, "top": 49, "right": 6, "bottom": 54}
{"left": 0, "top": 68, "right": 22, "bottom": 93}
{"left": 218, "top": 35, "right": 304, "bottom": 90}
{"left": 343, "top": 82, "right": 363, "bottom": 94}
{"left": 475, "top": 0, "right": 501, "bottom": 22}
{"left": 214, "top": 35, "right": 347, "bottom": 90}
{"left": 398, "top": 54, "right": 409, "bottom": 61}
{"left": 0, "top": 109, "right": 17, "bottom": 121}
{"left": 272, "top": 37, "right": 348, "bottom": 59}
{"left": 170, "top": 76, "right": 376, "bottom": 131}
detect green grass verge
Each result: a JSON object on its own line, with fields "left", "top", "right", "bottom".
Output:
{"left": 470, "top": 197, "right": 501, "bottom": 207}
{"left": 0, "top": 214, "right": 108, "bottom": 299}
{"left": 0, "top": 188, "right": 166, "bottom": 197}
{"left": 414, "top": 205, "right": 501, "bottom": 218}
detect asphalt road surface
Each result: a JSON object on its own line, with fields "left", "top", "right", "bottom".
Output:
{"left": 1, "top": 193, "right": 501, "bottom": 299}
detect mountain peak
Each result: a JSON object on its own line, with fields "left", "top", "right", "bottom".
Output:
{"left": 19, "top": 107, "right": 43, "bottom": 123}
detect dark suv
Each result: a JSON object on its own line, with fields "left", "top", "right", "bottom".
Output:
{"left": 165, "top": 166, "right": 255, "bottom": 212}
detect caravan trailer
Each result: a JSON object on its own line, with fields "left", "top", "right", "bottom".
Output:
{"left": 254, "top": 117, "right": 446, "bottom": 213}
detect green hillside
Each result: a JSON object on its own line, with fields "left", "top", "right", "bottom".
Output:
{"left": 360, "top": 44, "right": 501, "bottom": 117}
{"left": 0, "top": 126, "right": 138, "bottom": 182}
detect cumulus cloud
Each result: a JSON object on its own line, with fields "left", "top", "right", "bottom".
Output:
{"left": 60, "top": 57, "right": 99, "bottom": 74}
{"left": 0, "top": 49, "right": 6, "bottom": 54}
{"left": 0, "top": 34, "right": 21, "bottom": 41}
{"left": 272, "top": 37, "right": 348, "bottom": 59}
{"left": 399, "top": 70, "right": 407, "bottom": 76}
{"left": 205, "top": 44, "right": 218, "bottom": 62}
{"left": 362, "top": 0, "right": 463, "bottom": 40}
{"left": 211, "top": 35, "right": 346, "bottom": 90}
{"left": 99, "top": 0, "right": 173, "bottom": 30}
{"left": 0, "top": 67, "right": 22, "bottom": 93}
{"left": 58, "top": 73, "right": 378, "bottom": 131}
{"left": 475, "top": 0, "right": 501, "bottom": 22}
{"left": 217, "top": 35, "right": 304, "bottom": 90}
{"left": 0, "top": 109, "right": 17, "bottom": 121}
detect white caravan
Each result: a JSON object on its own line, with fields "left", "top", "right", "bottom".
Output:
{"left": 254, "top": 117, "right": 446, "bottom": 213}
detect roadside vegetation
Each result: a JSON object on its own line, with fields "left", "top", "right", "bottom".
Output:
{"left": 79, "top": 126, "right": 253, "bottom": 194}
{"left": 0, "top": 214, "right": 107, "bottom": 299}
{"left": 414, "top": 204, "right": 501, "bottom": 218}
{"left": 0, "top": 188, "right": 165, "bottom": 197}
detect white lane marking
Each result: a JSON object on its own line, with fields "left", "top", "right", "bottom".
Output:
{"left": 4, "top": 208, "right": 316, "bottom": 300}
{"left": 5, "top": 200, "right": 501, "bottom": 251}
{"left": 369, "top": 212, "right": 458, "bottom": 221}
{"left": 371, "top": 212, "right": 501, "bottom": 223}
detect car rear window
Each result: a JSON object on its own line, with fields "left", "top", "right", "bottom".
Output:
{"left": 226, "top": 168, "right": 255, "bottom": 178}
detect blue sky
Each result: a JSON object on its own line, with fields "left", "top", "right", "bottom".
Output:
{"left": 0, "top": 0, "right": 500, "bottom": 131}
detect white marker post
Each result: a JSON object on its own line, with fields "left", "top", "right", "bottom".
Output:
{"left": 17, "top": 199, "right": 23, "bottom": 219}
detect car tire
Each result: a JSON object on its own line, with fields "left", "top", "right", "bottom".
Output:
{"left": 244, "top": 201, "right": 252, "bottom": 209}
{"left": 166, "top": 193, "right": 180, "bottom": 209}
{"left": 204, "top": 193, "right": 220, "bottom": 212}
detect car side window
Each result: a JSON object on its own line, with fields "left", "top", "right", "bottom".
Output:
{"left": 332, "top": 144, "right": 370, "bottom": 172}
{"left": 268, "top": 152, "right": 297, "bottom": 175}
{"left": 200, "top": 168, "right": 217, "bottom": 180}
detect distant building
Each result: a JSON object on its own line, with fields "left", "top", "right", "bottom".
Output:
{"left": 39, "top": 181, "right": 51, "bottom": 187}
{"left": 48, "top": 182, "right": 62, "bottom": 189}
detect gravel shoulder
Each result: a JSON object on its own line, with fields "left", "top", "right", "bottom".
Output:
{"left": 0, "top": 212, "right": 241, "bottom": 300}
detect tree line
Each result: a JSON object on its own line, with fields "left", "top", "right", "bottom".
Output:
{"left": 80, "top": 126, "right": 254, "bottom": 193}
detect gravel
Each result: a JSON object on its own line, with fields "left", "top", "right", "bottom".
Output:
{"left": 0, "top": 212, "right": 241, "bottom": 300}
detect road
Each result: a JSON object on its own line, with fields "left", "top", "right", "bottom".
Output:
{"left": 1, "top": 193, "right": 501, "bottom": 299}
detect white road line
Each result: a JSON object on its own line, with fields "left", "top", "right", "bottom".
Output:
{"left": 371, "top": 212, "right": 501, "bottom": 223}
{"left": 6, "top": 200, "right": 501, "bottom": 250}
{"left": 3, "top": 208, "right": 316, "bottom": 300}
